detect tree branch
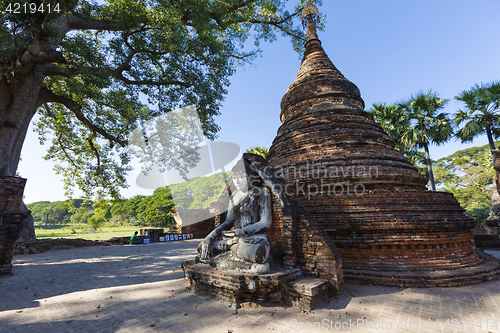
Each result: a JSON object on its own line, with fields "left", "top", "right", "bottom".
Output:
{"left": 249, "top": 10, "right": 304, "bottom": 39}
{"left": 114, "top": 70, "right": 191, "bottom": 87}
{"left": 115, "top": 33, "right": 189, "bottom": 87}
{"left": 228, "top": 0, "right": 258, "bottom": 11}
{"left": 66, "top": 15, "right": 129, "bottom": 32}
{"left": 226, "top": 50, "right": 258, "bottom": 64}
{"left": 87, "top": 135, "right": 101, "bottom": 174}
{"left": 119, "top": 28, "right": 174, "bottom": 64}
{"left": 40, "top": 88, "right": 127, "bottom": 147}
{"left": 205, "top": 0, "right": 258, "bottom": 28}
{"left": 14, "top": 48, "right": 66, "bottom": 72}
{"left": 44, "top": 103, "right": 79, "bottom": 170}
{"left": 40, "top": 64, "right": 72, "bottom": 77}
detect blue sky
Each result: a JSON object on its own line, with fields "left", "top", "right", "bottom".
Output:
{"left": 18, "top": 0, "right": 500, "bottom": 204}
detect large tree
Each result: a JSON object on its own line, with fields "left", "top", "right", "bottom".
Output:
{"left": 1, "top": 0, "right": 308, "bottom": 237}
{"left": 1, "top": 0, "right": 306, "bottom": 193}
{"left": 433, "top": 142, "right": 497, "bottom": 224}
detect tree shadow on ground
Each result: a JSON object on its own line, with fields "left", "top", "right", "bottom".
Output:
{"left": 2, "top": 240, "right": 500, "bottom": 332}
{"left": 0, "top": 240, "right": 199, "bottom": 312}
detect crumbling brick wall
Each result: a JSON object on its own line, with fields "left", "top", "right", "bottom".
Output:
{"left": 0, "top": 177, "right": 27, "bottom": 276}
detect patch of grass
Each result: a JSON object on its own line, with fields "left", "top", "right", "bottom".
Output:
{"left": 35, "top": 225, "right": 139, "bottom": 241}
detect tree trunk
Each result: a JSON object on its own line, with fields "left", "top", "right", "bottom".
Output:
{"left": 423, "top": 143, "right": 436, "bottom": 191}
{"left": 486, "top": 124, "right": 496, "bottom": 150}
{"left": 0, "top": 69, "right": 45, "bottom": 242}
{"left": 0, "top": 75, "right": 43, "bottom": 176}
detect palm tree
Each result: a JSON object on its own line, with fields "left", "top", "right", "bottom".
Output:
{"left": 397, "top": 90, "right": 453, "bottom": 191}
{"left": 369, "top": 103, "right": 429, "bottom": 176}
{"left": 455, "top": 81, "right": 500, "bottom": 218}
{"left": 246, "top": 146, "right": 269, "bottom": 159}
{"left": 369, "top": 103, "right": 410, "bottom": 149}
{"left": 454, "top": 81, "right": 500, "bottom": 151}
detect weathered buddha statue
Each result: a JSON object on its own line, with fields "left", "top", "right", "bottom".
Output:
{"left": 198, "top": 158, "right": 272, "bottom": 274}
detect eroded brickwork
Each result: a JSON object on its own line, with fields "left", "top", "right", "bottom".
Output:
{"left": 185, "top": 8, "right": 498, "bottom": 302}
{"left": 244, "top": 153, "right": 343, "bottom": 296}
{"left": 294, "top": 206, "right": 344, "bottom": 296}
{"left": 182, "top": 262, "right": 331, "bottom": 310}
{"left": 267, "top": 19, "right": 498, "bottom": 287}
{"left": 0, "top": 177, "right": 27, "bottom": 276}
{"left": 171, "top": 209, "right": 216, "bottom": 238}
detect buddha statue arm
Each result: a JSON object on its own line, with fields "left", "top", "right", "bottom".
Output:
{"left": 199, "top": 200, "right": 235, "bottom": 260}
{"left": 209, "top": 202, "right": 235, "bottom": 240}
{"left": 240, "top": 187, "right": 272, "bottom": 236}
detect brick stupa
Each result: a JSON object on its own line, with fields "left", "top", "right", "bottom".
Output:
{"left": 267, "top": 1, "right": 499, "bottom": 287}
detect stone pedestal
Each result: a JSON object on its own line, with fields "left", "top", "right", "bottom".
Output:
{"left": 182, "top": 262, "right": 332, "bottom": 311}
{"left": 0, "top": 177, "right": 27, "bottom": 276}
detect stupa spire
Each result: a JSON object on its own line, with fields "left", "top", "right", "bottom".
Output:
{"left": 302, "top": 0, "right": 320, "bottom": 41}
{"left": 279, "top": 0, "right": 364, "bottom": 121}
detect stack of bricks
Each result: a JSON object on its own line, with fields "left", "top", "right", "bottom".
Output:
{"left": 179, "top": 217, "right": 214, "bottom": 238}
{"left": 0, "top": 213, "right": 26, "bottom": 275}
{"left": 267, "top": 20, "right": 499, "bottom": 287}
{"left": 0, "top": 177, "right": 27, "bottom": 276}
{"left": 286, "top": 278, "right": 331, "bottom": 310}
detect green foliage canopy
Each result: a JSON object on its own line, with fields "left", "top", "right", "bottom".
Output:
{"left": 369, "top": 103, "right": 427, "bottom": 175}
{"left": 169, "top": 171, "right": 229, "bottom": 209}
{"left": 434, "top": 142, "right": 497, "bottom": 223}
{"left": 397, "top": 90, "right": 452, "bottom": 149}
{"left": 246, "top": 146, "right": 269, "bottom": 158}
{"left": 27, "top": 199, "right": 83, "bottom": 224}
{"left": 1, "top": 0, "right": 310, "bottom": 199}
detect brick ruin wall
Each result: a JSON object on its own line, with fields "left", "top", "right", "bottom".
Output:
{"left": 268, "top": 192, "right": 344, "bottom": 297}
{"left": 0, "top": 177, "right": 27, "bottom": 276}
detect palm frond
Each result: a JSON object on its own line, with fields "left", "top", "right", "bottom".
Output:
{"left": 456, "top": 120, "right": 483, "bottom": 142}
{"left": 454, "top": 80, "right": 500, "bottom": 142}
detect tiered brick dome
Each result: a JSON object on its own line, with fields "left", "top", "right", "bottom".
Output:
{"left": 267, "top": 12, "right": 498, "bottom": 287}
